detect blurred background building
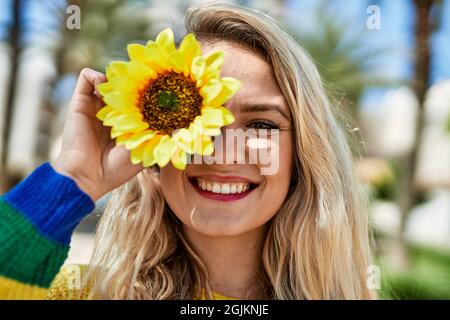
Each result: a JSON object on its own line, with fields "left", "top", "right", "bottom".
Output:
{"left": 0, "top": 0, "right": 449, "bottom": 299}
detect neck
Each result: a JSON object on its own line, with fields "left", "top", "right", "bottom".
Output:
{"left": 183, "top": 225, "right": 268, "bottom": 300}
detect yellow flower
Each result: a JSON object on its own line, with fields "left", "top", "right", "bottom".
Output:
{"left": 96, "top": 28, "right": 241, "bottom": 170}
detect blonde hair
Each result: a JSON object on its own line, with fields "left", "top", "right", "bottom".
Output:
{"left": 86, "top": 2, "right": 375, "bottom": 299}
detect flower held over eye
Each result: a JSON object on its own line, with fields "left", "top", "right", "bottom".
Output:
{"left": 96, "top": 28, "right": 242, "bottom": 170}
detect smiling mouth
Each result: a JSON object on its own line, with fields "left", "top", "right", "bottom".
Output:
{"left": 188, "top": 177, "right": 259, "bottom": 201}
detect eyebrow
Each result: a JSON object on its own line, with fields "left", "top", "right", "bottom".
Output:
{"left": 240, "top": 103, "right": 290, "bottom": 120}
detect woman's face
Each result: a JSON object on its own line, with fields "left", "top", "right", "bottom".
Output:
{"left": 160, "top": 41, "right": 293, "bottom": 237}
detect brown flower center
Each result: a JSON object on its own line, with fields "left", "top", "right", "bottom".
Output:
{"left": 138, "top": 71, "right": 203, "bottom": 135}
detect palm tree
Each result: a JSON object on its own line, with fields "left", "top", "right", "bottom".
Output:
{"left": 289, "top": 4, "right": 396, "bottom": 123}
{"left": 394, "top": 0, "right": 436, "bottom": 268}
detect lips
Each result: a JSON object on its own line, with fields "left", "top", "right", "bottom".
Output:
{"left": 188, "top": 175, "right": 259, "bottom": 201}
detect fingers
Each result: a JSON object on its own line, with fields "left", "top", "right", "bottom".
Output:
{"left": 70, "top": 68, "right": 107, "bottom": 115}
{"left": 75, "top": 67, "right": 106, "bottom": 97}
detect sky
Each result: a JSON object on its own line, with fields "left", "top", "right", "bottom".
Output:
{"left": 286, "top": 0, "right": 450, "bottom": 83}
{"left": 0, "top": 0, "right": 65, "bottom": 47}
{"left": 0, "top": 0, "right": 12, "bottom": 41}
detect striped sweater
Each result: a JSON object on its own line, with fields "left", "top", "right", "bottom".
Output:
{"left": 0, "top": 162, "right": 95, "bottom": 299}
{"left": 0, "top": 163, "right": 236, "bottom": 300}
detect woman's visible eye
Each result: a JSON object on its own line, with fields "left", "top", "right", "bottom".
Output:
{"left": 246, "top": 119, "right": 279, "bottom": 130}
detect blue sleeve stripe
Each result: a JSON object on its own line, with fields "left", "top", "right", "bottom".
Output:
{"left": 3, "top": 163, "right": 95, "bottom": 245}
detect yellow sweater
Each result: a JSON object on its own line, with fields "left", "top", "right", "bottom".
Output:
{"left": 47, "top": 264, "right": 236, "bottom": 300}
{"left": 47, "top": 265, "right": 96, "bottom": 300}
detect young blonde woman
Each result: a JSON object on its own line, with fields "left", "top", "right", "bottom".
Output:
{"left": 0, "top": 3, "right": 375, "bottom": 300}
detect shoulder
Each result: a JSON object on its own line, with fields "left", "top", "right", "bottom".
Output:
{"left": 47, "top": 264, "right": 95, "bottom": 300}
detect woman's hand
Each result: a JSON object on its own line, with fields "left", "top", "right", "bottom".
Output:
{"left": 51, "top": 68, "right": 143, "bottom": 201}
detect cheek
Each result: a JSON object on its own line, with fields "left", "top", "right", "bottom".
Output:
{"left": 159, "top": 166, "right": 186, "bottom": 213}
{"left": 259, "top": 132, "right": 293, "bottom": 184}
{"left": 250, "top": 134, "right": 293, "bottom": 227}
{"left": 280, "top": 135, "right": 294, "bottom": 180}
{"left": 262, "top": 134, "right": 293, "bottom": 201}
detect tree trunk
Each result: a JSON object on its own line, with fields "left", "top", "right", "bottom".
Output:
{"left": 393, "top": 0, "right": 433, "bottom": 269}
{"left": 0, "top": 0, "right": 22, "bottom": 193}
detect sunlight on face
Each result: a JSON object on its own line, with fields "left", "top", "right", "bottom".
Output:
{"left": 160, "top": 41, "right": 294, "bottom": 237}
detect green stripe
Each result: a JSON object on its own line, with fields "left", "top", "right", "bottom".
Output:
{"left": 0, "top": 199, "right": 69, "bottom": 288}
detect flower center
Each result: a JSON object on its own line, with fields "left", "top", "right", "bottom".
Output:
{"left": 139, "top": 71, "right": 203, "bottom": 135}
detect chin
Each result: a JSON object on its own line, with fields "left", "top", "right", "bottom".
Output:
{"left": 183, "top": 208, "right": 251, "bottom": 237}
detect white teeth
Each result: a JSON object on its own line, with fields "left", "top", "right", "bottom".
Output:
{"left": 212, "top": 183, "right": 221, "bottom": 193}
{"left": 221, "top": 184, "right": 230, "bottom": 194}
{"left": 196, "top": 178, "right": 251, "bottom": 194}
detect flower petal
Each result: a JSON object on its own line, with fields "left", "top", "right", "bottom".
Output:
{"left": 127, "top": 60, "right": 156, "bottom": 81}
{"left": 179, "top": 33, "right": 202, "bottom": 67}
{"left": 191, "top": 133, "right": 215, "bottom": 155}
{"left": 108, "top": 114, "right": 149, "bottom": 132}
{"left": 96, "top": 106, "right": 113, "bottom": 121}
{"left": 111, "top": 127, "right": 128, "bottom": 139}
{"left": 191, "top": 106, "right": 235, "bottom": 136}
{"left": 155, "top": 28, "right": 176, "bottom": 56}
{"left": 103, "top": 92, "right": 137, "bottom": 113}
{"left": 153, "top": 135, "right": 177, "bottom": 167}
{"left": 124, "top": 130, "right": 157, "bottom": 150}
{"left": 145, "top": 40, "right": 170, "bottom": 70}
{"left": 202, "top": 68, "right": 221, "bottom": 84}
{"left": 171, "top": 147, "right": 188, "bottom": 170}
{"left": 168, "top": 50, "right": 189, "bottom": 76}
{"left": 108, "top": 61, "right": 128, "bottom": 77}
{"left": 218, "top": 106, "right": 235, "bottom": 125}
{"left": 102, "top": 109, "right": 121, "bottom": 124}
{"left": 98, "top": 77, "right": 135, "bottom": 96}
{"left": 208, "top": 77, "right": 242, "bottom": 107}
{"left": 205, "top": 51, "right": 224, "bottom": 70}
{"left": 201, "top": 106, "right": 226, "bottom": 127}
{"left": 201, "top": 136, "right": 214, "bottom": 155}
{"left": 130, "top": 142, "right": 147, "bottom": 164}
{"left": 201, "top": 51, "right": 224, "bottom": 83}
{"left": 111, "top": 77, "right": 136, "bottom": 93}
{"left": 127, "top": 43, "right": 147, "bottom": 62}
{"left": 200, "top": 79, "right": 223, "bottom": 104}
{"left": 142, "top": 135, "right": 161, "bottom": 167}
{"left": 191, "top": 56, "right": 206, "bottom": 83}
{"left": 191, "top": 117, "right": 222, "bottom": 136}
{"left": 172, "top": 128, "right": 194, "bottom": 153}
{"left": 96, "top": 82, "right": 114, "bottom": 96}
{"left": 116, "top": 133, "right": 134, "bottom": 145}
